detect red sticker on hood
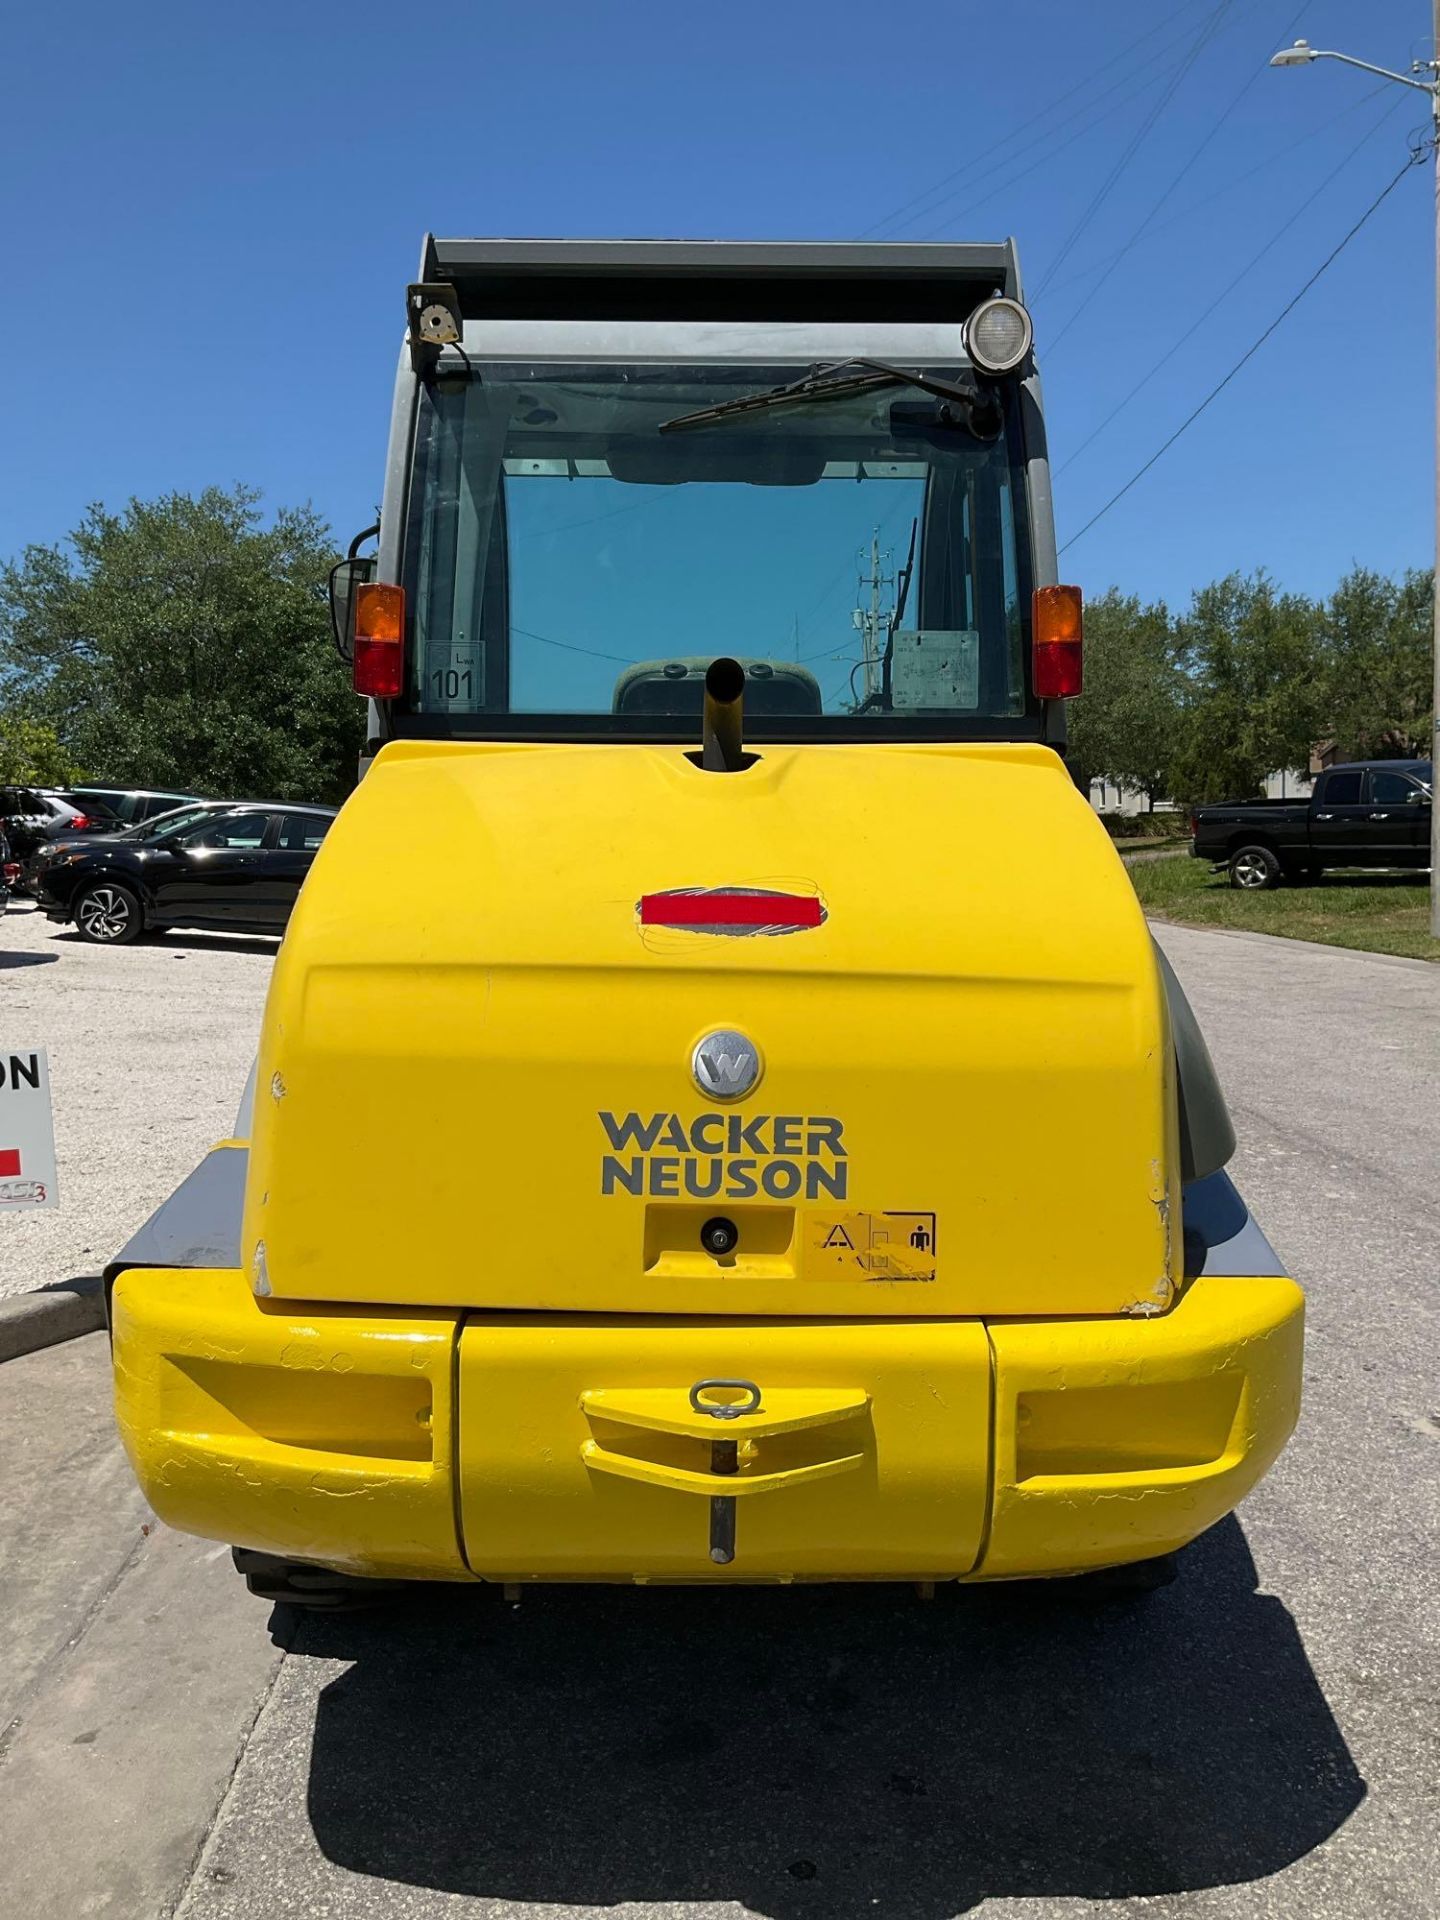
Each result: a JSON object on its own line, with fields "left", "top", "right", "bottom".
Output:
{"left": 639, "top": 887, "right": 825, "bottom": 936}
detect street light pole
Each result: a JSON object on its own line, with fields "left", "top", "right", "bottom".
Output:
{"left": 1271, "top": 25, "right": 1440, "bottom": 936}
{"left": 1432, "top": 0, "right": 1438, "bottom": 936}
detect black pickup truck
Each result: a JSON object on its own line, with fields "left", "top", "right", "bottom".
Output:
{"left": 1191, "top": 759, "right": 1432, "bottom": 889}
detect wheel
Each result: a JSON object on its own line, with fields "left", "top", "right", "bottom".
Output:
{"left": 231, "top": 1547, "right": 407, "bottom": 1611}
{"left": 1228, "top": 844, "right": 1281, "bottom": 891}
{"left": 72, "top": 880, "right": 144, "bottom": 943}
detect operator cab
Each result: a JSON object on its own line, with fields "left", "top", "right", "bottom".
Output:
{"left": 334, "top": 239, "right": 1075, "bottom": 754}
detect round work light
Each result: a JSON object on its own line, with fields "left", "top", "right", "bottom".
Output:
{"left": 964, "top": 297, "right": 1033, "bottom": 375}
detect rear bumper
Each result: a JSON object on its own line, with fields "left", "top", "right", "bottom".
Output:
{"left": 110, "top": 1269, "right": 1302, "bottom": 1584}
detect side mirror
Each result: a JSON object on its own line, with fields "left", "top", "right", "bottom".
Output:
{"left": 329, "top": 553, "right": 377, "bottom": 664}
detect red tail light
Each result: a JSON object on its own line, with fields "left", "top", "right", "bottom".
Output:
{"left": 353, "top": 582, "right": 406, "bottom": 700}
{"left": 1032, "top": 585, "right": 1084, "bottom": 698}
{"left": 1189, "top": 812, "right": 1199, "bottom": 837}
{"left": 71, "top": 813, "right": 93, "bottom": 830}
{"left": 2, "top": 863, "right": 19, "bottom": 885}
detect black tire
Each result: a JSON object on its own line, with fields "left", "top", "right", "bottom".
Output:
{"left": 1228, "top": 844, "right": 1282, "bottom": 891}
{"left": 231, "top": 1547, "right": 407, "bottom": 1611}
{"left": 72, "top": 879, "right": 144, "bottom": 944}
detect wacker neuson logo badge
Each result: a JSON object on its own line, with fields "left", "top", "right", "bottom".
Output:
{"left": 598, "top": 1111, "right": 848, "bottom": 1200}
{"left": 691, "top": 1029, "right": 760, "bottom": 1101}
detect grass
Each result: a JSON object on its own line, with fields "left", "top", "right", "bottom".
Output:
{"left": 1130, "top": 853, "right": 1440, "bottom": 963}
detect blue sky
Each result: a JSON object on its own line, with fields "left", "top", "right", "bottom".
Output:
{"left": 1, "top": 0, "right": 1433, "bottom": 613}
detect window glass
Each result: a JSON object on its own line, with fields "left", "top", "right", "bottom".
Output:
{"left": 277, "top": 814, "right": 329, "bottom": 850}
{"left": 61, "top": 792, "right": 120, "bottom": 821}
{"left": 404, "top": 362, "right": 1032, "bottom": 729}
{"left": 1369, "top": 770, "right": 1419, "bottom": 805}
{"left": 1323, "top": 771, "right": 1363, "bottom": 805}
{"left": 181, "top": 816, "right": 268, "bottom": 850}
{"left": 136, "top": 805, "right": 220, "bottom": 842}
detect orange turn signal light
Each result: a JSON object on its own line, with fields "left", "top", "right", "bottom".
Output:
{"left": 353, "top": 582, "right": 406, "bottom": 700}
{"left": 1032, "top": 584, "right": 1083, "bottom": 698}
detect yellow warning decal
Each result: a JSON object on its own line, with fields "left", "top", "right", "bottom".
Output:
{"left": 804, "top": 1210, "right": 937, "bottom": 1283}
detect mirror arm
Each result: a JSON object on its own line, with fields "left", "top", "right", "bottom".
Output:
{"left": 329, "top": 525, "right": 381, "bottom": 664}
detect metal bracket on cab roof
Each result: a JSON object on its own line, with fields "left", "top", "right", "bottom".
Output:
{"left": 406, "top": 282, "right": 463, "bottom": 372}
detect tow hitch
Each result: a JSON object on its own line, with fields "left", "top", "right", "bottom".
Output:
{"left": 579, "top": 1377, "right": 869, "bottom": 1565}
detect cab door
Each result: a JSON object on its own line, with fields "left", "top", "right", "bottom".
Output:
{"left": 150, "top": 811, "right": 269, "bottom": 925}
{"left": 1308, "top": 768, "right": 1369, "bottom": 863}
{"left": 1365, "top": 767, "right": 1430, "bottom": 867}
{"left": 250, "top": 811, "right": 331, "bottom": 927}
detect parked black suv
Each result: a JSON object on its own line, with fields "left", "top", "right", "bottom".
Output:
{"left": 35, "top": 801, "right": 338, "bottom": 943}
{"left": 0, "top": 786, "right": 120, "bottom": 861}
{"left": 1191, "top": 760, "right": 1432, "bottom": 888}
{"left": 65, "top": 785, "right": 203, "bottom": 826}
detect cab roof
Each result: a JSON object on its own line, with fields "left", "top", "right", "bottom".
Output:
{"left": 420, "top": 237, "right": 1021, "bottom": 323}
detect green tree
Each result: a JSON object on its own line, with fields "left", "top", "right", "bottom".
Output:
{"left": 1066, "top": 588, "right": 1181, "bottom": 808}
{"left": 1168, "top": 572, "right": 1324, "bottom": 805}
{"left": 1318, "top": 565, "right": 1433, "bottom": 760}
{"left": 0, "top": 711, "right": 78, "bottom": 785}
{"left": 0, "top": 487, "right": 362, "bottom": 804}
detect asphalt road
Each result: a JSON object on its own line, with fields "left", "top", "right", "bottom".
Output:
{"left": 0, "top": 901, "right": 273, "bottom": 1298}
{"left": 1, "top": 921, "right": 1436, "bottom": 1918}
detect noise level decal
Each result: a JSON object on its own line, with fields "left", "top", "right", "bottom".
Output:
{"left": 804, "top": 1210, "right": 937, "bottom": 1284}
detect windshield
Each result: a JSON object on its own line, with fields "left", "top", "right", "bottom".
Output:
{"left": 130, "top": 805, "right": 219, "bottom": 842}
{"left": 402, "top": 361, "right": 1034, "bottom": 736}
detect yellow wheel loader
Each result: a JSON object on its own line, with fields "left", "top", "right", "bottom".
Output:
{"left": 107, "top": 240, "right": 1302, "bottom": 1607}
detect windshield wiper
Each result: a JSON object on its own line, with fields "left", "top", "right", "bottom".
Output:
{"left": 659, "top": 359, "right": 997, "bottom": 434}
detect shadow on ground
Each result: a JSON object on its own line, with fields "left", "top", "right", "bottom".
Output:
{"left": 50, "top": 929, "right": 281, "bottom": 957}
{"left": 293, "top": 1518, "right": 1362, "bottom": 1918}
{"left": 0, "top": 948, "right": 58, "bottom": 968}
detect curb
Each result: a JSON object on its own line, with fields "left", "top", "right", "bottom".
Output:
{"left": 1146, "top": 915, "right": 1439, "bottom": 970}
{"left": 0, "top": 1276, "right": 105, "bottom": 1363}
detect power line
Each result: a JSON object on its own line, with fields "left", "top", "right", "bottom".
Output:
{"left": 1059, "top": 149, "right": 1426, "bottom": 555}
{"left": 511, "top": 624, "right": 632, "bottom": 666}
{"left": 901, "top": 25, "right": 1244, "bottom": 247}
{"left": 900, "top": 45, "right": 1225, "bottom": 250}
{"left": 859, "top": 10, "right": 1208, "bottom": 243}
{"left": 1046, "top": 0, "right": 1310, "bottom": 349}
{"left": 1041, "top": 75, "right": 1390, "bottom": 300}
{"left": 1056, "top": 93, "right": 1408, "bottom": 478}
{"left": 1033, "top": 0, "right": 1235, "bottom": 301}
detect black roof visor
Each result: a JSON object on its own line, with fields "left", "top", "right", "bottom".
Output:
{"left": 420, "top": 238, "right": 1021, "bottom": 323}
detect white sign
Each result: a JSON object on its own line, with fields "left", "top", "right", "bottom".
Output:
{"left": 889, "top": 629, "right": 981, "bottom": 711}
{"left": 0, "top": 1049, "right": 58, "bottom": 1209}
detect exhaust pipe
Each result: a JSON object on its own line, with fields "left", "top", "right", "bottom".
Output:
{"left": 701, "top": 656, "right": 746, "bottom": 772}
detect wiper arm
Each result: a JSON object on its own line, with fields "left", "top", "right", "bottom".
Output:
{"left": 659, "top": 359, "right": 993, "bottom": 433}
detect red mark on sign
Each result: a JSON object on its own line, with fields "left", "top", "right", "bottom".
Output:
{"left": 0, "top": 1150, "right": 21, "bottom": 1177}
{"left": 639, "top": 888, "right": 825, "bottom": 936}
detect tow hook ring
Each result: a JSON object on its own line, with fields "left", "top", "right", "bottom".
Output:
{"left": 689, "top": 1378, "right": 761, "bottom": 1420}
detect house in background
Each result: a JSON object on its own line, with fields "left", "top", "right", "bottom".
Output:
{"left": 1087, "top": 767, "right": 1314, "bottom": 817}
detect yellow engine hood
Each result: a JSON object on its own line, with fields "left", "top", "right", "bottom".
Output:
{"left": 244, "top": 739, "right": 1178, "bottom": 1317}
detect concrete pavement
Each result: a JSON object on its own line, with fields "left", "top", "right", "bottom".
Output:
{"left": 0, "top": 921, "right": 1435, "bottom": 1918}
{"left": 0, "top": 902, "right": 272, "bottom": 1300}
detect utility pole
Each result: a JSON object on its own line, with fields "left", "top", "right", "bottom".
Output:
{"left": 1271, "top": 23, "right": 1440, "bottom": 935}
{"left": 852, "top": 528, "right": 894, "bottom": 705}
